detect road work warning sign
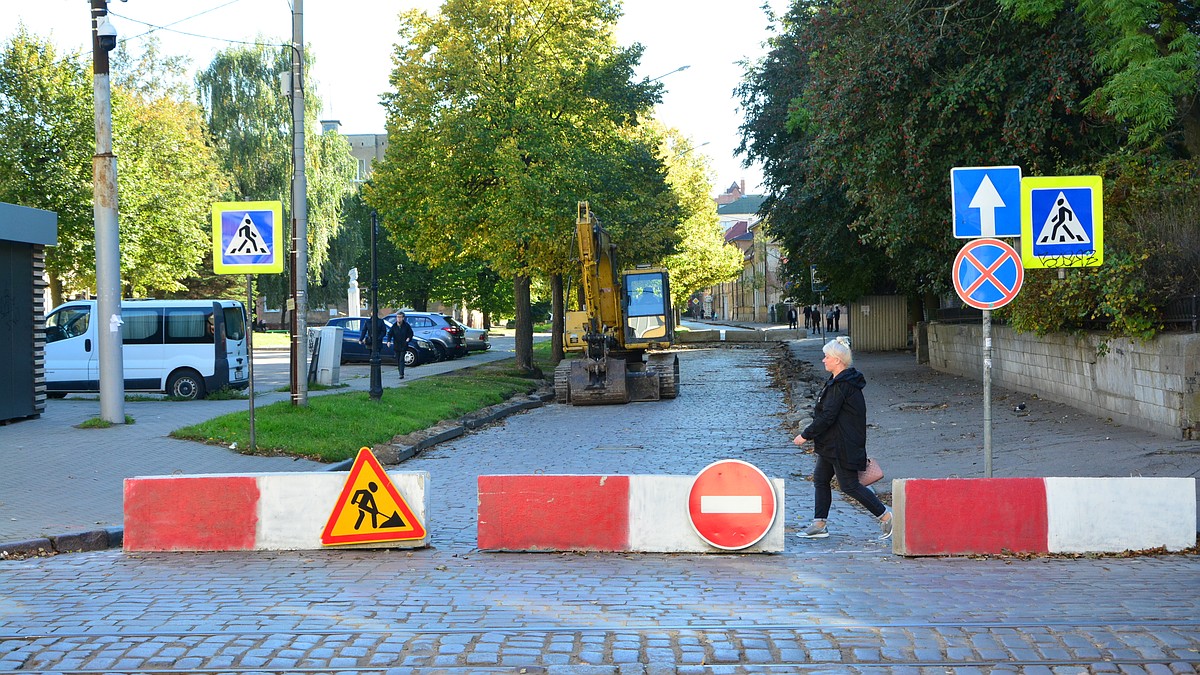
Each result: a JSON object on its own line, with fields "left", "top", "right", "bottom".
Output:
{"left": 321, "top": 447, "right": 426, "bottom": 546}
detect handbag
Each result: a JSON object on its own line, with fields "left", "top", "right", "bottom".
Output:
{"left": 858, "top": 457, "right": 884, "bottom": 486}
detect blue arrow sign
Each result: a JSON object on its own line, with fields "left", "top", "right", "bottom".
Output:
{"left": 951, "top": 166, "right": 1022, "bottom": 238}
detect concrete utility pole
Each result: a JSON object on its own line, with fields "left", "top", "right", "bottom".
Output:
{"left": 289, "top": 0, "right": 309, "bottom": 406}
{"left": 90, "top": 0, "right": 125, "bottom": 424}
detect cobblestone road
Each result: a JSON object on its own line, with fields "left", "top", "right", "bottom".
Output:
{"left": 2, "top": 346, "right": 1197, "bottom": 673}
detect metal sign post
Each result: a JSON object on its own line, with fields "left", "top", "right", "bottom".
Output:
{"left": 246, "top": 276, "right": 256, "bottom": 452}
{"left": 952, "top": 238, "right": 1023, "bottom": 478}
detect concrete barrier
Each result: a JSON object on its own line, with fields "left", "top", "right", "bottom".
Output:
{"left": 893, "top": 477, "right": 1196, "bottom": 556}
{"left": 477, "top": 474, "right": 785, "bottom": 552}
{"left": 124, "top": 471, "right": 429, "bottom": 552}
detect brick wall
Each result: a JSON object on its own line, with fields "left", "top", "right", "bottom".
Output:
{"left": 927, "top": 323, "right": 1199, "bottom": 439}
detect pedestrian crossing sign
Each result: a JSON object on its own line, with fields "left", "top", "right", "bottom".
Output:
{"left": 212, "top": 201, "right": 283, "bottom": 274}
{"left": 321, "top": 447, "right": 426, "bottom": 546}
{"left": 1020, "top": 176, "right": 1103, "bottom": 269}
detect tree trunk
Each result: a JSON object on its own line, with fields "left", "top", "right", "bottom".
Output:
{"left": 49, "top": 273, "right": 64, "bottom": 308}
{"left": 513, "top": 275, "right": 540, "bottom": 377}
{"left": 551, "top": 273, "right": 564, "bottom": 363}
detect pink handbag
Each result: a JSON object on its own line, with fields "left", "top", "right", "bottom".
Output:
{"left": 859, "top": 457, "right": 884, "bottom": 486}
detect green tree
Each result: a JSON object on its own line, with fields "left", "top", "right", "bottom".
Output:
{"left": 111, "top": 40, "right": 229, "bottom": 297}
{"left": 196, "top": 44, "right": 359, "bottom": 311}
{"left": 658, "top": 131, "right": 742, "bottom": 308}
{"left": 1001, "top": 0, "right": 1200, "bottom": 155}
{"left": 0, "top": 28, "right": 94, "bottom": 305}
{"left": 367, "top": 0, "right": 670, "bottom": 374}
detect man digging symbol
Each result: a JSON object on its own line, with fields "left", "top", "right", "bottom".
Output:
{"left": 350, "top": 482, "right": 408, "bottom": 530}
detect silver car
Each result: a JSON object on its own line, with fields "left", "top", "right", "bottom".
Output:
{"left": 453, "top": 319, "right": 490, "bottom": 352}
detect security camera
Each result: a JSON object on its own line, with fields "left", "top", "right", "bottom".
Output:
{"left": 95, "top": 15, "right": 117, "bottom": 52}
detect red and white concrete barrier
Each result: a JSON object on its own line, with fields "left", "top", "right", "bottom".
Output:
{"left": 477, "top": 473, "right": 785, "bottom": 553}
{"left": 124, "top": 471, "right": 429, "bottom": 552}
{"left": 892, "top": 477, "right": 1196, "bottom": 556}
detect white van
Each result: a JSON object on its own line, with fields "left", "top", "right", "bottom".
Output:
{"left": 44, "top": 299, "right": 250, "bottom": 400}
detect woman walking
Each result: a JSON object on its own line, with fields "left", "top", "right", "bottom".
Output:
{"left": 793, "top": 337, "right": 893, "bottom": 539}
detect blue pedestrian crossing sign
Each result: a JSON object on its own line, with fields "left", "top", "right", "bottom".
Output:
{"left": 212, "top": 201, "right": 283, "bottom": 274}
{"left": 951, "top": 166, "right": 1022, "bottom": 238}
{"left": 1020, "top": 176, "right": 1103, "bottom": 269}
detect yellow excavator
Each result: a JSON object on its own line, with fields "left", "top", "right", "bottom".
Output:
{"left": 554, "top": 202, "right": 680, "bottom": 405}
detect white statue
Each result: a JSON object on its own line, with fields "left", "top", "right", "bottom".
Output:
{"left": 347, "top": 267, "right": 362, "bottom": 317}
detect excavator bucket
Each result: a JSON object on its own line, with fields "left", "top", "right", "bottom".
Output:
{"left": 567, "top": 357, "right": 630, "bottom": 405}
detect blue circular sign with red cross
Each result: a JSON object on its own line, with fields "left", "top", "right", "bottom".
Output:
{"left": 953, "top": 238, "right": 1024, "bottom": 310}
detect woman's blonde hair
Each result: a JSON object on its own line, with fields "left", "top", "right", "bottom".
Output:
{"left": 823, "top": 336, "right": 853, "bottom": 366}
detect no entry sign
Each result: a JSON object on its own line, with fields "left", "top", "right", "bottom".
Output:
{"left": 952, "top": 238, "right": 1024, "bottom": 310}
{"left": 687, "top": 459, "right": 778, "bottom": 550}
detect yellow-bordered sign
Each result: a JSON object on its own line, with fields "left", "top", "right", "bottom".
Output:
{"left": 212, "top": 201, "right": 283, "bottom": 274}
{"left": 321, "top": 447, "right": 426, "bottom": 546}
{"left": 1020, "top": 176, "right": 1103, "bottom": 269}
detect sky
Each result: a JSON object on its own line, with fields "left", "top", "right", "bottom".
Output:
{"left": 5, "top": 0, "right": 787, "bottom": 196}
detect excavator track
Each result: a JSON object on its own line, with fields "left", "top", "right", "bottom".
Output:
{"left": 553, "top": 361, "right": 572, "bottom": 403}
{"left": 647, "top": 352, "right": 680, "bottom": 399}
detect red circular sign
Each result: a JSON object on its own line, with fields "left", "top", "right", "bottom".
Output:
{"left": 952, "top": 238, "right": 1024, "bottom": 310}
{"left": 687, "top": 460, "right": 778, "bottom": 550}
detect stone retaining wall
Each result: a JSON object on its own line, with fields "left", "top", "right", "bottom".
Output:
{"left": 926, "top": 323, "right": 1199, "bottom": 439}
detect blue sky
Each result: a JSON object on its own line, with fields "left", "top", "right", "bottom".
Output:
{"left": 6, "top": 0, "right": 787, "bottom": 195}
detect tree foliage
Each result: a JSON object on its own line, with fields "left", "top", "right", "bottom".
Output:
{"left": 739, "top": 0, "right": 1200, "bottom": 337}
{"left": 366, "top": 0, "right": 676, "bottom": 370}
{"left": 0, "top": 28, "right": 94, "bottom": 302}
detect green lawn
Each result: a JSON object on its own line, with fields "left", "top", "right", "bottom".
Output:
{"left": 173, "top": 343, "right": 555, "bottom": 463}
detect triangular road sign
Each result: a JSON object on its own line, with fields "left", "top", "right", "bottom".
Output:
{"left": 1034, "top": 191, "right": 1091, "bottom": 245}
{"left": 224, "top": 212, "right": 272, "bottom": 256}
{"left": 321, "top": 447, "right": 426, "bottom": 546}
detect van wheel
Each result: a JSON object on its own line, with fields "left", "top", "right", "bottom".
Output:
{"left": 167, "top": 369, "right": 207, "bottom": 400}
{"left": 46, "top": 392, "right": 67, "bottom": 399}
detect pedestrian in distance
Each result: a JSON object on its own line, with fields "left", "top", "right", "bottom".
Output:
{"left": 787, "top": 306, "right": 798, "bottom": 330}
{"left": 803, "top": 305, "right": 812, "bottom": 331}
{"left": 388, "top": 312, "right": 415, "bottom": 380}
{"left": 360, "top": 313, "right": 387, "bottom": 351}
{"left": 792, "top": 336, "right": 893, "bottom": 540}
{"left": 833, "top": 306, "right": 841, "bottom": 332}
{"left": 826, "top": 308, "right": 834, "bottom": 332}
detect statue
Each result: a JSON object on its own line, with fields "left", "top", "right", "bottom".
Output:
{"left": 347, "top": 267, "right": 362, "bottom": 317}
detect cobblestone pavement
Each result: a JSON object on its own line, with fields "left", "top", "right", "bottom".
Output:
{"left": 1, "top": 345, "right": 1197, "bottom": 673}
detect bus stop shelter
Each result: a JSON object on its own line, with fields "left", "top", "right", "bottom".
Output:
{"left": 0, "top": 202, "right": 58, "bottom": 423}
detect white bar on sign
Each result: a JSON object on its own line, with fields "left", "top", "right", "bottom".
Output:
{"left": 700, "top": 495, "right": 762, "bottom": 514}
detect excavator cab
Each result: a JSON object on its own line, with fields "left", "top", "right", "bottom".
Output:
{"left": 622, "top": 270, "right": 673, "bottom": 345}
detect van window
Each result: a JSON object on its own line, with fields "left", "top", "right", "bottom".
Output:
{"left": 45, "top": 306, "right": 90, "bottom": 343}
{"left": 165, "top": 309, "right": 214, "bottom": 345}
{"left": 222, "top": 306, "right": 246, "bottom": 340}
{"left": 121, "top": 308, "right": 163, "bottom": 345}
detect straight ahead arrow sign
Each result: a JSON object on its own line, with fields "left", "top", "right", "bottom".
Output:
{"left": 969, "top": 175, "right": 1005, "bottom": 238}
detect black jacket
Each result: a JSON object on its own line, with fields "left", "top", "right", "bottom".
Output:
{"left": 388, "top": 319, "right": 414, "bottom": 347}
{"left": 801, "top": 367, "right": 868, "bottom": 470}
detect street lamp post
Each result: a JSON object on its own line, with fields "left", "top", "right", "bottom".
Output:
{"left": 90, "top": 0, "right": 124, "bottom": 424}
{"left": 649, "top": 65, "right": 691, "bottom": 82}
{"left": 368, "top": 211, "right": 382, "bottom": 401}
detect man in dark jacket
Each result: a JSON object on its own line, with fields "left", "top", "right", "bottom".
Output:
{"left": 792, "top": 337, "right": 892, "bottom": 539}
{"left": 387, "top": 312, "right": 415, "bottom": 380}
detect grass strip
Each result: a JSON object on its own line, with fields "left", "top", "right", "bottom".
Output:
{"left": 172, "top": 348, "right": 554, "bottom": 464}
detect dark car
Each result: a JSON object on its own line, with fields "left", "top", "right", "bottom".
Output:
{"left": 394, "top": 311, "right": 466, "bottom": 361}
{"left": 326, "top": 316, "right": 437, "bottom": 367}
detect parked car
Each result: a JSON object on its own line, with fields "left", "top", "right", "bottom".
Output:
{"left": 451, "top": 318, "right": 490, "bottom": 353}
{"left": 326, "top": 316, "right": 436, "bottom": 367}
{"left": 395, "top": 311, "right": 466, "bottom": 361}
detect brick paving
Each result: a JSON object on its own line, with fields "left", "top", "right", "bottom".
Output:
{"left": 0, "top": 338, "right": 1196, "bottom": 672}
